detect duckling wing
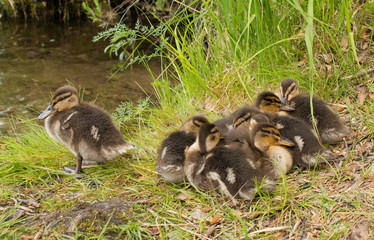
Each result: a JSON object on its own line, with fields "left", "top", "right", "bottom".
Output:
{"left": 58, "top": 104, "right": 129, "bottom": 158}
{"left": 272, "top": 115, "right": 329, "bottom": 167}
{"left": 290, "top": 95, "right": 347, "bottom": 143}
{"left": 203, "top": 146, "right": 266, "bottom": 197}
{"left": 156, "top": 131, "right": 195, "bottom": 178}
{"left": 213, "top": 117, "right": 234, "bottom": 137}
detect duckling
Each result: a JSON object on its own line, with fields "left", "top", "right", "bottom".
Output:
{"left": 185, "top": 123, "right": 294, "bottom": 202}
{"left": 256, "top": 91, "right": 335, "bottom": 168}
{"left": 184, "top": 124, "right": 222, "bottom": 191}
{"left": 38, "top": 86, "right": 134, "bottom": 174}
{"left": 155, "top": 115, "right": 209, "bottom": 183}
{"left": 213, "top": 105, "right": 261, "bottom": 136}
{"left": 185, "top": 123, "right": 258, "bottom": 201}
{"left": 224, "top": 113, "right": 269, "bottom": 147}
{"left": 250, "top": 122, "right": 295, "bottom": 178}
{"left": 272, "top": 114, "right": 334, "bottom": 168}
{"left": 279, "top": 78, "right": 348, "bottom": 143}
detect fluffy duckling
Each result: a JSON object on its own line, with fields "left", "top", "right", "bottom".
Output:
{"left": 272, "top": 114, "right": 334, "bottom": 168}
{"left": 185, "top": 122, "right": 294, "bottom": 202}
{"left": 185, "top": 124, "right": 259, "bottom": 201}
{"left": 38, "top": 86, "right": 134, "bottom": 174}
{"left": 250, "top": 122, "right": 295, "bottom": 178}
{"left": 155, "top": 115, "right": 209, "bottom": 183}
{"left": 213, "top": 105, "right": 261, "bottom": 136}
{"left": 279, "top": 78, "right": 348, "bottom": 143}
{"left": 256, "top": 91, "right": 335, "bottom": 167}
{"left": 224, "top": 113, "right": 269, "bottom": 147}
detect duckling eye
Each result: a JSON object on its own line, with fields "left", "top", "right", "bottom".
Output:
{"left": 210, "top": 135, "right": 216, "bottom": 141}
{"left": 58, "top": 96, "right": 68, "bottom": 102}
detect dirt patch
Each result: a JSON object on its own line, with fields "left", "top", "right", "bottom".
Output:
{"left": 27, "top": 199, "right": 132, "bottom": 238}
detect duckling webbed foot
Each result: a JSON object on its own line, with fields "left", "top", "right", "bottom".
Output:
{"left": 62, "top": 153, "right": 85, "bottom": 175}
{"left": 62, "top": 166, "right": 83, "bottom": 174}
{"left": 62, "top": 166, "right": 85, "bottom": 179}
{"left": 63, "top": 166, "right": 78, "bottom": 174}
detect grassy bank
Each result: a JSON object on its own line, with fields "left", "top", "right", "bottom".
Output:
{"left": 1, "top": 0, "right": 374, "bottom": 239}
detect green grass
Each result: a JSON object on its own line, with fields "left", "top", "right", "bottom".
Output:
{"left": 1, "top": 0, "right": 374, "bottom": 238}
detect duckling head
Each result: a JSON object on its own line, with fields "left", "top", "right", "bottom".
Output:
{"left": 251, "top": 123, "right": 295, "bottom": 152}
{"left": 248, "top": 113, "right": 270, "bottom": 130}
{"left": 180, "top": 115, "right": 209, "bottom": 133}
{"left": 197, "top": 124, "right": 221, "bottom": 154}
{"left": 279, "top": 78, "right": 299, "bottom": 104}
{"left": 38, "top": 86, "right": 80, "bottom": 120}
{"left": 232, "top": 105, "right": 261, "bottom": 129}
{"left": 256, "top": 91, "right": 295, "bottom": 114}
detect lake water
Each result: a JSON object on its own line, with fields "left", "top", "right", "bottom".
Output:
{"left": 0, "top": 21, "right": 159, "bottom": 134}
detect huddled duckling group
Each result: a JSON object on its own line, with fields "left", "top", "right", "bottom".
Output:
{"left": 38, "top": 80, "right": 348, "bottom": 201}
{"left": 156, "top": 78, "right": 348, "bottom": 201}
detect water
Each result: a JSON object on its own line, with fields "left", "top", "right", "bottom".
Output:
{"left": 0, "top": 21, "right": 159, "bottom": 134}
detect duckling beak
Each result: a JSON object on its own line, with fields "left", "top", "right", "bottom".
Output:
{"left": 279, "top": 103, "right": 295, "bottom": 111}
{"left": 38, "top": 104, "right": 54, "bottom": 120}
{"left": 280, "top": 96, "right": 287, "bottom": 105}
{"left": 278, "top": 136, "right": 296, "bottom": 147}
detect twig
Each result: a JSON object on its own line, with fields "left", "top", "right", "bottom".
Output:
{"left": 344, "top": 174, "right": 363, "bottom": 193}
{"left": 341, "top": 67, "right": 374, "bottom": 80}
{"left": 147, "top": 208, "right": 212, "bottom": 239}
{"left": 203, "top": 225, "right": 216, "bottom": 239}
{"left": 68, "top": 211, "right": 90, "bottom": 232}
{"left": 329, "top": 217, "right": 342, "bottom": 225}
{"left": 289, "top": 219, "right": 302, "bottom": 238}
{"left": 166, "top": 209, "right": 195, "bottom": 222}
{"left": 33, "top": 231, "right": 42, "bottom": 240}
{"left": 247, "top": 226, "right": 291, "bottom": 238}
{"left": 17, "top": 198, "right": 39, "bottom": 208}
{"left": 328, "top": 103, "right": 347, "bottom": 108}
{"left": 18, "top": 206, "right": 34, "bottom": 213}
{"left": 247, "top": 224, "right": 256, "bottom": 232}
{"left": 179, "top": 226, "right": 213, "bottom": 240}
{"left": 10, "top": 197, "right": 18, "bottom": 205}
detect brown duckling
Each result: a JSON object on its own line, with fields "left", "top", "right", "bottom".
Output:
{"left": 38, "top": 86, "right": 134, "bottom": 174}
{"left": 256, "top": 91, "right": 335, "bottom": 168}
{"left": 224, "top": 113, "right": 270, "bottom": 147}
{"left": 185, "top": 122, "right": 294, "bottom": 202}
{"left": 213, "top": 105, "right": 261, "bottom": 136}
{"left": 277, "top": 114, "right": 335, "bottom": 168}
{"left": 155, "top": 115, "right": 209, "bottom": 183}
{"left": 250, "top": 122, "right": 295, "bottom": 177}
{"left": 279, "top": 78, "right": 348, "bottom": 143}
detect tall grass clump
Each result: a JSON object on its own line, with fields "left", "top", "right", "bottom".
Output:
{"left": 0, "top": 206, "right": 28, "bottom": 239}
{"left": 0, "top": 118, "right": 71, "bottom": 199}
{"left": 98, "top": 0, "right": 366, "bottom": 115}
